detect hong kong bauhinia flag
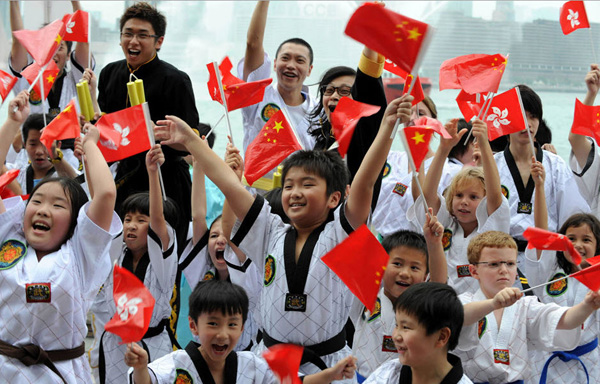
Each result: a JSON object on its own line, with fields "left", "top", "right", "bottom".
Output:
{"left": 484, "top": 87, "right": 528, "bottom": 141}
{"left": 560, "top": 1, "right": 589, "bottom": 35}
{"left": 62, "top": 10, "right": 89, "bottom": 43}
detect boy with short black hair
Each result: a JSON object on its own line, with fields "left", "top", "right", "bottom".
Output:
{"left": 365, "top": 283, "right": 472, "bottom": 384}
{"left": 457, "top": 231, "right": 600, "bottom": 384}
{"left": 154, "top": 94, "right": 413, "bottom": 381}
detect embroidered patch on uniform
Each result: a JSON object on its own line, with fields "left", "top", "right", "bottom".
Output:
{"left": 202, "top": 271, "right": 215, "bottom": 281}
{"left": 367, "top": 298, "right": 381, "bottom": 323}
{"left": 442, "top": 229, "right": 452, "bottom": 251}
{"left": 382, "top": 162, "right": 391, "bottom": 178}
{"left": 261, "top": 103, "right": 280, "bottom": 122}
{"left": 493, "top": 349, "right": 510, "bottom": 365}
{"left": 264, "top": 255, "right": 276, "bottom": 286}
{"left": 29, "top": 89, "right": 42, "bottom": 106}
{"left": 174, "top": 368, "right": 194, "bottom": 384}
{"left": 381, "top": 335, "right": 397, "bottom": 352}
{"left": 501, "top": 185, "right": 509, "bottom": 199}
{"left": 546, "top": 272, "right": 568, "bottom": 297}
{"left": 477, "top": 317, "right": 487, "bottom": 339}
{"left": 456, "top": 264, "right": 471, "bottom": 278}
{"left": 392, "top": 182, "right": 408, "bottom": 196}
{"left": 285, "top": 293, "right": 307, "bottom": 312}
{"left": 26, "top": 283, "right": 51, "bottom": 303}
{"left": 517, "top": 201, "right": 532, "bottom": 214}
{"left": 0, "top": 239, "right": 27, "bottom": 270}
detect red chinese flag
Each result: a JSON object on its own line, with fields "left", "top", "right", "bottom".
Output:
{"left": 412, "top": 116, "right": 451, "bottom": 139}
{"left": 0, "top": 70, "right": 18, "bottom": 101}
{"left": 560, "top": 1, "right": 590, "bottom": 35}
{"left": 345, "top": 3, "right": 431, "bottom": 75}
{"left": 206, "top": 57, "right": 272, "bottom": 112}
{"left": 523, "top": 227, "right": 582, "bottom": 266}
{"left": 95, "top": 104, "right": 152, "bottom": 163}
{"left": 571, "top": 256, "right": 600, "bottom": 291}
{"left": 40, "top": 100, "right": 80, "bottom": 153}
{"left": 456, "top": 90, "right": 488, "bottom": 121}
{"left": 104, "top": 265, "right": 155, "bottom": 344}
{"left": 262, "top": 344, "right": 303, "bottom": 384}
{"left": 439, "top": 54, "right": 507, "bottom": 94}
{"left": 330, "top": 97, "right": 381, "bottom": 158}
{"left": 571, "top": 98, "right": 600, "bottom": 144}
{"left": 244, "top": 110, "right": 301, "bottom": 185}
{"left": 384, "top": 59, "right": 409, "bottom": 78}
{"left": 21, "top": 60, "right": 59, "bottom": 102}
{"left": 322, "top": 225, "right": 389, "bottom": 312}
{"left": 62, "top": 10, "right": 89, "bottom": 43}
{"left": 12, "top": 18, "right": 66, "bottom": 66}
{"left": 0, "top": 169, "right": 19, "bottom": 195}
{"left": 404, "top": 126, "right": 434, "bottom": 172}
{"left": 402, "top": 75, "right": 425, "bottom": 106}
{"left": 484, "top": 87, "right": 528, "bottom": 141}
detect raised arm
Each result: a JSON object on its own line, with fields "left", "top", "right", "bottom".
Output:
{"left": 82, "top": 124, "right": 116, "bottom": 231}
{"left": 191, "top": 156, "right": 208, "bottom": 244}
{"left": 155, "top": 116, "right": 255, "bottom": 223}
{"left": 51, "top": 141, "right": 79, "bottom": 179}
{"left": 10, "top": 1, "right": 27, "bottom": 73}
{"left": 70, "top": 1, "right": 91, "bottom": 69}
{"left": 569, "top": 64, "right": 599, "bottom": 166}
{"left": 462, "top": 287, "right": 521, "bottom": 326}
{"left": 532, "top": 157, "right": 547, "bottom": 260}
{"left": 557, "top": 290, "right": 600, "bottom": 329}
{"left": 0, "top": 91, "right": 30, "bottom": 167}
{"left": 471, "top": 117, "right": 502, "bottom": 215}
{"left": 243, "top": 1, "right": 269, "bottom": 81}
{"left": 146, "top": 144, "right": 170, "bottom": 250}
{"left": 222, "top": 140, "right": 244, "bottom": 240}
{"left": 422, "top": 208, "right": 447, "bottom": 283}
{"left": 345, "top": 95, "right": 413, "bottom": 228}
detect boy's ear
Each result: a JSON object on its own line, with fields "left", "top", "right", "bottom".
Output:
{"left": 327, "top": 190, "right": 342, "bottom": 209}
{"left": 469, "top": 264, "right": 480, "bottom": 280}
{"left": 436, "top": 327, "right": 451, "bottom": 349}
{"left": 188, "top": 316, "right": 198, "bottom": 336}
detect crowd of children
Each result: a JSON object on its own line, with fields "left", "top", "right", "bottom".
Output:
{"left": 3, "top": 1, "right": 600, "bottom": 384}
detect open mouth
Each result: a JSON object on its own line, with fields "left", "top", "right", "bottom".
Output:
{"left": 215, "top": 250, "right": 225, "bottom": 261}
{"left": 212, "top": 344, "right": 228, "bottom": 354}
{"left": 283, "top": 71, "right": 297, "bottom": 79}
{"left": 328, "top": 105, "right": 336, "bottom": 113}
{"left": 290, "top": 203, "right": 305, "bottom": 208}
{"left": 128, "top": 49, "right": 141, "bottom": 57}
{"left": 32, "top": 222, "right": 50, "bottom": 231}
{"left": 396, "top": 281, "right": 410, "bottom": 287}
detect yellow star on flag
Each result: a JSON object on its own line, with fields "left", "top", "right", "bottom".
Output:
{"left": 407, "top": 27, "right": 422, "bottom": 40}
{"left": 63, "top": 105, "right": 72, "bottom": 113}
{"left": 411, "top": 131, "right": 425, "bottom": 145}
{"left": 55, "top": 34, "right": 62, "bottom": 45}
{"left": 46, "top": 75, "right": 55, "bottom": 84}
{"left": 272, "top": 121, "right": 284, "bottom": 133}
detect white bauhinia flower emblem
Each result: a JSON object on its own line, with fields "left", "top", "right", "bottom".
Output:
{"left": 0, "top": 77, "right": 9, "bottom": 90}
{"left": 568, "top": 9, "right": 580, "bottom": 29}
{"left": 486, "top": 107, "right": 511, "bottom": 129}
{"left": 100, "top": 123, "right": 130, "bottom": 150}
{"left": 66, "top": 21, "right": 75, "bottom": 34}
{"left": 116, "top": 293, "right": 143, "bottom": 321}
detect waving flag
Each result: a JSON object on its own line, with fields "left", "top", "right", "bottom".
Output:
{"left": 345, "top": 2, "right": 432, "bottom": 75}
{"left": 244, "top": 110, "right": 301, "bottom": 185}
{"left": 439, "top": 53, "right": 507, "bottom": 94}
{"left": 384, "top": 59, "right": 409, "bottom": 78}
{"left": 0, "top": 70, "right": 18, "bottom": 102}
{"left": 104, "top": 265, "right": 155, "bottom": 343}
{"left": 560, "top": 1, "right": 589, "bottom": 35}
{"left": 95, "top": 104, "right": 152, "bottom": 163}
{"left": 12, "top": 18, "right": 66, "bottom": 66}
{"left": 21, "top": 60, "right": 59, "bottom": 102}
{"left": 40, "top": 100, "right": 80, "bottom": 153}
{"left": 330, "top": 97, "right": 381, "bottom": 158}
{"left": 571, "top": 98, "right": 600, "bottom": 144}
{"left": 484, "top": 87, "right": 528, "bottom": 141}
{"left": 262, "top": 344, "right": 303, "bottom": 384}
{"left": 412, "top": 116, "right": 450, "bottom": 139}
{"left": 456, "top": 90, "right": 488, "bottom": 121}
{"left": 0, "top": 170, "right": 19, "bottom": 194}
{"left": 323, "top": 224, "right": 390, "bottom": 312}
{"left": 523, "top": 227, "right": 582, "bottom": 266}
{"left": 404, "top": 126, "right": 434, "bottom": 172}
{"left": 206, "top": 57, "right": 272, "bottom": 111}
{"left": 62, "top": 10, "right": 89, "bottom": 43}
{"left": 402, "top": 75, "right": 425, "bottom": 106}
{"left": 571, "top": 256, "right": 600, "bottom": 291}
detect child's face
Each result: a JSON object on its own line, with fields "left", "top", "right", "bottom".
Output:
{"left": 383, "top": 246, "right": 427, "bottom": 302}
{"left": 451, "top": 179, "right": 484, "bottom": 229}
{"left": 189, "top": 310, "right": 243, "bottom": 365}
{"left": 25, "top": 130, "right": 52, "bottom": 172}
{"left": 123, "top": 211, "right": 149, "bottom": 256}
{"left": 282, "top": 167, "right": 339, "bottom": 229}
{"left": 470, "top": 247, "right": 518, "bottom": 298}
{"left": 24, "top": 182, "right": 72, "bottom": 258}
{"left": 566, "top": 224, "right": 598, "bottom": 267}
{"left": 393, "top": 309, "right": 445, "bottom": 368}
{"left": 208, "top": 219, "right": 228, "bottom": 273}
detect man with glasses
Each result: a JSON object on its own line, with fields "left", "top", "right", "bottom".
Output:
{"left": 97, "top": 1, "right": 198, "bottom": 222}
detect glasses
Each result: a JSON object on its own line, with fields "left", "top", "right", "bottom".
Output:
{"left": 321, "top": 85, "right": 352, "bottom": 97}
{"left": 473, "top": 261, "right": 518, "bottom": 270}
{"left": 120, "top": 32, "right": 159, "bottom": 41}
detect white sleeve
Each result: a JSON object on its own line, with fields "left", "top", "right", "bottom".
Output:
{"left": 523, "top": 249, "right": 558, "bottom": 288}
{"left": 0, "top": 197, "right": 25, "bottom": 241}
{"left": 569, "top": 140, "right": 600, "bottom": 209}
{"left": 552, "top": 155, "right": 591, "bottom": 226}
{"left": 407, "top": 194, "right": 453, "bottom": 234}
{"left": 524, "top": 297, "right": 581, "bottom": 351}
{"left": 179, "top": 232, "right": 211, "bottom": 288}
{"left": 147, "top": 224, "right": 178, "bottom": 291}
{"left": 476, "top": 196, "right": 511, "bottom": 233}
{"left": 456, "top": 292, "right": 479, "bottom": 352}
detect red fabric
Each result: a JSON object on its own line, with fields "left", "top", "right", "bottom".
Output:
{"left": 456, "top": 90, "right": 488, "bottom": 121}
{"left": 0, "top": 169, "right": 20, "bottom": 196}
{"left": 322, "top": 224, "right": 389, "bottom": 312}
{"left": 523, "top": 227, "right": 582, "bottom": 266}
{"left": 244, "top": 110, "right": 301, "bottom": 185}
{"left": 62, "top": 10, "right": 89, "bottom": 43}
{"left": 104, "top": 265, "right": 155, "bottom": 344}
{"left": 571, "top": 256, "right": 600, "bottom": 291}
{"left": 560, "top": 1, "right": 589, "bottom": 35}
{"left": 402, "top": 75, "right": 425, "bottom": 106}
{"left": 0, "top": 70, "right": 18, "bottom": 101}
{"left": 330, "top": 97, "right": 381, "bottom": 158}
{"left": 12, "top": 19, "right": 66, "bottom": 66}
{"left": 345, "top": 3, "right": 431, "bottom": 75}
{"left": 206, "top": 57, "right": 272, "bottom": 112}
{"left": 484, "top": 87, "right": 528, "bottom": 141}
{"left": 262, "top": 344, "right": 303, "bottom": 384}
{"left": 95, "top": 104, "right": 152, "bottom": 163}
{"left": 571, "top": 98, "right": 600, "bottom": 144}
{"left": 404, "top": 126, "right": 434, "bottom": 172}
{"left": 411, "top": 116, "right": 450, "bottom": 139}
{"left": 384, "top": 60, "right": 408, "bottom": 78}
{"left": 21, "top": 60, "right": 59, "bottom": 101}
{"left": 40, "top": 100, "right": 80, "bottom": 153}
{"left": 439, "top": 54, "right": 507, "bottom": 94}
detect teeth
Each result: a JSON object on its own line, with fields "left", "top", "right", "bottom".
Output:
{"left": 33, "top": 223, "right": 50, "bottom": 231}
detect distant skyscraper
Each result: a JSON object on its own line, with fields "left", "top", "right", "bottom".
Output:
{"left": 493, "top": 1, "right": 515, "bottom": 22}
{"left": 443, "top": 1, "right": 473, "bottom": 18}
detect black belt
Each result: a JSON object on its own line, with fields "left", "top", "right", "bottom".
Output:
{"left": 262, "top": 328, "right": 346, "bottom": 371}
{"left": 0, "top": 339, "right": 85, "bottom": 383}
{"left": 513, "top": 238, "right": 528, "bottom": 252}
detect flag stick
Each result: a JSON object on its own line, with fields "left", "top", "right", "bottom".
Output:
{"left": 88, "top": 14, "right": 93, "bottom": 70}
{"left": 399, "top": 127, "right": 429, "bottom": 217}
{"left": 213, "top": 62, "right": 235, "bottom": 147}
{"left": 463, "top": 92, "right": 494, "bottom": 145}
{"left": 521, "top": 274, "right": 568, "bottom": 294}
{"left": 480, "top": 92, "right": 496, "bottom": 121}
{"left": 589, "top": 28, "right": 598, "bottom": 65}
{"left": 40, "top": 69, "right": 47, "bottom": 128}
{"left": 390, "top": 73, "right": 416, "bottom": 139}
{"left": 204, "top": 114, "right": 225, "bottom": 141}
{"left": 515, "top": 87, "right": 537, "bottom": 155}
{"left": 142, "top": 102, "right": 167, "bottom": 201}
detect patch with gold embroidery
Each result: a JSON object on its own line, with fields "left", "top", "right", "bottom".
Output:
{"left": 456, "top": 264, "right": 471, "bottom": 278}
{"left": 261, "top": 103, "right": 280, "bottom": 122}
{"left": 546, "top": 273, "right": 568, "bottom": 297}
{"left": 0, "top": 239, "right": 27, "bottom": 270}
{"left": 264, "top": 255, "right": 276, "bottom": 286}
{"left": 501, "top": 185, "right": 509, "bottom": 199}
{"left": 392, "top": 182, "right": 408, "bottom": 196}
{"left": 26, "top": 283, "right": 51, "bottom": 303}
{"left": 174, "top": 368, "right": 194, "bottom": 384}
{"left": 382, "top": 162, "right": 391, "bottom": 178}
{"left": 477, "top": 317, "right": 487, "bottom": 339}
{"left": 29, "top": 89, "right": 42, "bottom": 106}
{"left": 367, "top": 298, "right": 381, "bottom": 323}
{"left": 493, "top": 349, "right": 510, "bottom": 365}
{"left": 202, "top": 271, "right": 215, "bottom": 281}
{"left": 442, "top": 229, "right": 452, "bottom": 251}
{"left": 381, "top": 335, "right": 397, "bottom": 352}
